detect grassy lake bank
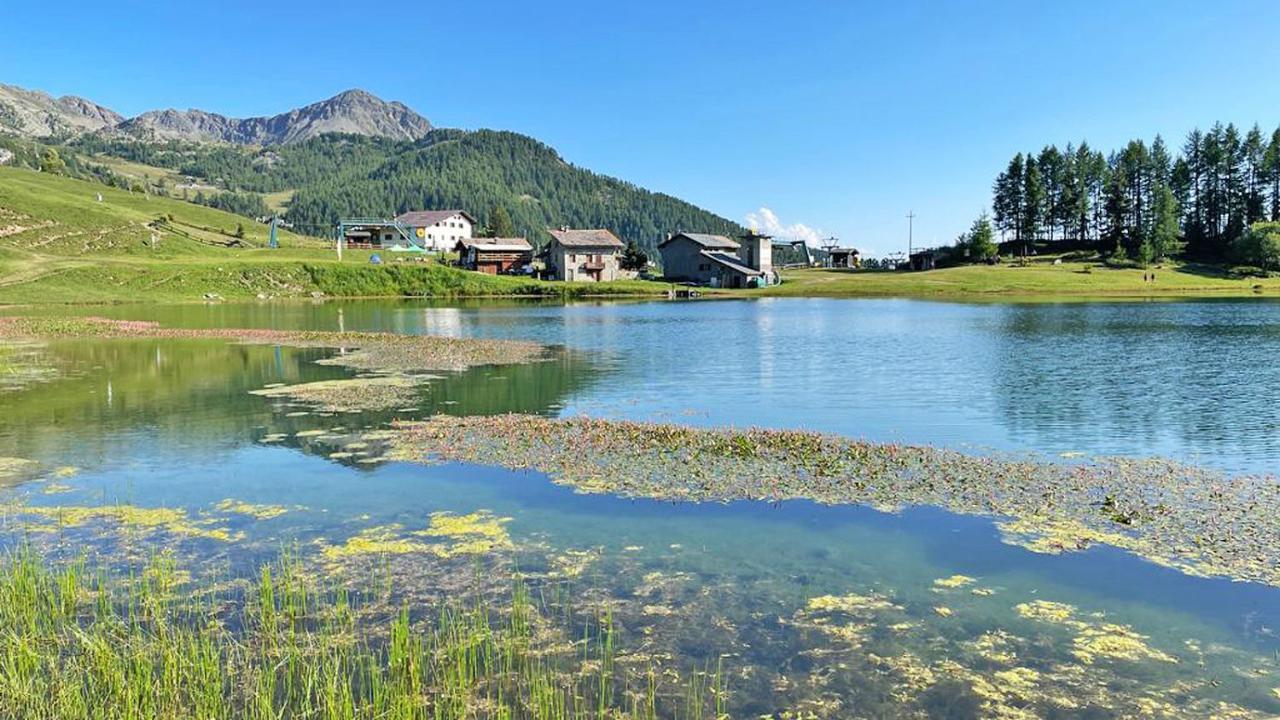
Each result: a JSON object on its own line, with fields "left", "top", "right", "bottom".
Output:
{"left": 761, "top": 263, "right": 1280, "bottom": 300}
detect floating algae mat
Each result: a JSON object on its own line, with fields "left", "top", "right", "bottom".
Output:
{"left": 250, "top": 375, "right": 436, "bottom": 413}
{"left": 391, "top": 414, "right": 1280, "bottom": 587}
{"left": 0, "top": 456, "right": 40, "bottom": 486}
{"left": 16, "top": 503, "right": 239, "bottom": 541}
{"left": 316, "top": 509, "right": 514, "bottom": 564}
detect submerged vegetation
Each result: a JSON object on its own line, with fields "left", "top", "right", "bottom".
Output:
{"left": 0, "top": 341, "right": 59, "bottom": 393}
{"left": 3, "top": 498, "right": 1279, "bottom": 718}
{"left": 391, "top": 414, "right": 1280, "bottom": 587}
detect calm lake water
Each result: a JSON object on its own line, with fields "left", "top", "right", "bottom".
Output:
{"left": 37, "top": 295, "right": 1280, "bottom": 473}
{"left": 4, "top": 296, "right": 1280, "bottom": 716}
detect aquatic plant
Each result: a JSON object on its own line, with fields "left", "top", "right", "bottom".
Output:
{"left": 0, "top": 546, "right": 728, "bottom": 720}
{"left": 17, "top": 503, "right": 238, "bottom": 542}
{"left": 318, "top": 511, "right": 515, "bottom": 565}
{"left": 250, "top": 376, "right": 434, "bottom": 413}
{"left": 782, "top": 582, "right": 1275, "bottom": 717}
{"left": 390, "top": 414, "right": 1280, "bottom": 587}
{"left": 214, "top": 499, "right": 290, "bottom": 520}
{"left": 0, "top": 456, "right": 40, "bottom": 486}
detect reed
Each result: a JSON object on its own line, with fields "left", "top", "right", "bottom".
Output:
{"left": 0, "top": 545, "right": 726, "bottom": 719}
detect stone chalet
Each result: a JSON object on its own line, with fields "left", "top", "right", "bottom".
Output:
{"left": 545, "top": 228, "right": 625, "bottom": 282}
{"left": 658, "top": 231, "right": 775, "bottom": 288}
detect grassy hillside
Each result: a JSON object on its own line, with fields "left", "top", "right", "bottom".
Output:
{"left": 0, "top": 166, "right": 673, "bottom": 304}
{"left": 765, "top": 262, "right": 1280, "bottom": 299}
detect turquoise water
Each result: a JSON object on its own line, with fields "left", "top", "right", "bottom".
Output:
{"left": 4, "top": 297, "right": 1280, "bottom": 716}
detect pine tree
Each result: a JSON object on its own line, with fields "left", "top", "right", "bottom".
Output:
{"left": 965, "top": 213, "right": 997, "bottom": 261}
{"left": 992, "top": 154, "right": 1025, "bottom": 242}
{"left": 1266, "top": 127, "right": 1280, "bottom": 221}
{"left": 1037, "top": 146, "right": 1064, "bottom": 241}
{"left": 1150, "top": 185, "right": 1182, "bottom": 260}
{"left": 1243, "top": 125, "right": 1268, "bottom": 224}
{"left": 1020, "top": 157, "right": 1044, "bottom": 253}
{"left": 1103, "top": 160, "right": 1131, "bottom": 256}
{"left": 620, "top": 240, "right": 649, "bottom": 270}
{"left": 485, "top": 204, "right": 516, "bottom": 238}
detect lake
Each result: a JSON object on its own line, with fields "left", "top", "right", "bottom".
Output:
{"left": 3, "top": 296, "right": 1279, "bottom": 718}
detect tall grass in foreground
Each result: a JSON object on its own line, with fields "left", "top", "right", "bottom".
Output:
{"left": 0, "top": 547, "right": 725, "bottom": 719}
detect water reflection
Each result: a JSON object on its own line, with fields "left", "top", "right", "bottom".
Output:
{"left": 0, "top": 336, "right": 605, "bottom": 469}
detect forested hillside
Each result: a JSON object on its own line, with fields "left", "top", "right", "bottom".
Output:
{"left": 989, "top": 123, "right": 1280, "bottom": 264}
{"left": 63, "top": 130, "right": 742, "bottom": 250}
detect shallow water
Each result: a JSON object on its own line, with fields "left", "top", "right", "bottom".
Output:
{"left": 4, "top": 297, "right": 1280, "bottom": 716}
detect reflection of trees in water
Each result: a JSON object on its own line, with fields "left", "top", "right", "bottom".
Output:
{"left": 990, "top": 303, "right": 1280, "bottom": 467}
{"left": 0, "top": 340, "right": 604, "bottom": 470}
{"left": 0, "top": 339, "right": 342, "bottom": 465}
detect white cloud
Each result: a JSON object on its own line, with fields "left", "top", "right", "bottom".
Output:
{"left": 744, "top": 207, "right": 824, "bottom": 245}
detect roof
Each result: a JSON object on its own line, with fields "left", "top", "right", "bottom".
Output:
{"left": 830, "top": 247, "right": 861, "bottom": 254}
{"left": 456, "top": 237, "right": 533, "bottom": 252}
{"left": 394, "top": 209, "right": 477, "bottom": 226}
{"left": 659, "top": 232, "right": 739, "bottom": 250}
{"left": 546, "top": 228, "right": 625, "bottom": 249}
{"left": 701, "top": 250, "right": 764, "bottom": 276}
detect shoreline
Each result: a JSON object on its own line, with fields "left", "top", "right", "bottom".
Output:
{"left": 4, "top": 264, "right": 1279, "bottom": 307}
{"left": 4, "top": 281, "right": 1280, "bottom": 309}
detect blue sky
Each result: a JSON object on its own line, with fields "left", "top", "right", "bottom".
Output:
{"left": 5, "top": 1, "right": 1280, "bottom": 254}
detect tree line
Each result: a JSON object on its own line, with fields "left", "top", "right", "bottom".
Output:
{"left": 989, "top": 123, "right": 1280, "bottom": 266}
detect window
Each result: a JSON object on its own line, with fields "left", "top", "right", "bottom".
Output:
{"left": 699, "top": 263, "right": 711, "bottom": 271}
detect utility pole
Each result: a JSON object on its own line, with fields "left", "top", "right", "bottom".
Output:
{"left": 906, "top": 211, "right": 916, "bottom": 258}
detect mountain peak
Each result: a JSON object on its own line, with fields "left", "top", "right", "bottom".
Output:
{"left": 0, "top": 83, "right": 123, "bottom": 137}
{"left": 116, "top": 89, "right": 431, "bottom": 145}
{"left": 330, "top": 88, "right": 377, "bottom": 102}
{"left": 0, "top": 82, "right": 433, "bottom": 145}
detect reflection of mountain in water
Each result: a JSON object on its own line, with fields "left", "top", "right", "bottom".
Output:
{"left": 0, "top": 339, "right": 603, "bottom": 472}
{"left": 989, "top": 302, "right": 1280, "bottom": 468}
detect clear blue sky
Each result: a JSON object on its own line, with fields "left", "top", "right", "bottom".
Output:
{"left": 5, "top": 0, "right": 1280, "bottom": 254}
